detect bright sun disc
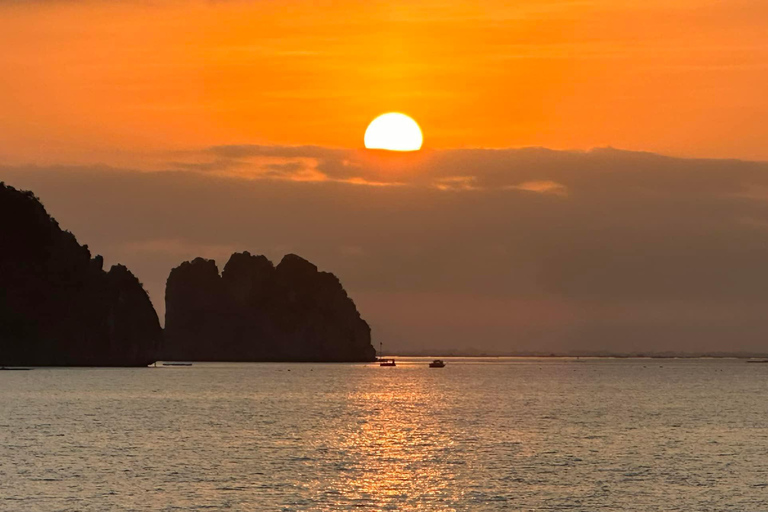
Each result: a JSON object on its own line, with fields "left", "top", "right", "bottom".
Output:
{"left": 364, "top": 113, "right": 423, "bottom": 151}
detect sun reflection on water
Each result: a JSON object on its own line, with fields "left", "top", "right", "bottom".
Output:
{"left": 328, "top": 373, "right": 457, "bottom": 509}
{"left": 298, "top": 363, "right": 537, "bottom": 510}
{"left": 4, "top": 360, "right": 766, "bottom": 510}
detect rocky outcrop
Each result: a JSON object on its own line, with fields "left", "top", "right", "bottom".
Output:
{"left": 0, "top": 183, "right": 162, "bottom": 366}
{"left": 163, "top": 252, "right": 376, "bottom": 362}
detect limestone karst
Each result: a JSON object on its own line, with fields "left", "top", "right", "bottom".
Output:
{"left": 0, "top": 183, "right": 162, "bottom": 366}
{"left": 163, "top": 252, "right": 376, "bottom": 362}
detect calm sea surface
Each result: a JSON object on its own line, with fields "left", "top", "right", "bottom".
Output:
{"left": 2, "top": 358, "right": 768, "bottom": 511}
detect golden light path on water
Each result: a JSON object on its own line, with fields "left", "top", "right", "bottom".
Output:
{"left": 307, "top": 362, "right": 538, "bottom": 509}
{"left": 329, "top": 384, "right": 459, "bottom": 504}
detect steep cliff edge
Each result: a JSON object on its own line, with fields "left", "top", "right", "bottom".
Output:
{"left": 0, "top": 183, "right": 162, "bottom": 366}
{"left": 164, "top": 252, "right": 376, "bottom": 362}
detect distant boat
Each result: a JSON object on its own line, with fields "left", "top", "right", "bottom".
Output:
{"left": 0, "top": 367, "right": 32, "bottom": 371}
{"left": 746, "top": 359, "right": 768, "bottom": 363}
{"left": 429, "top": 359, "right": 446, "bottom": 368}
{"left": 162, "top": 362, "right": 193, "bottom": 366}
{"left": 377, "top": 340, "right": 396, "bottom": 366}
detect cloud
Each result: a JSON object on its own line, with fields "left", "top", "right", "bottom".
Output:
{"left": 505, "top": 180, "right": 568, "bottom": 196}
{"left": 433, "top": 176, "right": 481, "bottom": 192}
{"left": 173, "top": 145, "right": 591, "bottom": 192}
{"left": 4, "top": 146, "right": 768, "bottom": 354}
{"left": 172, "top": 145, "right": 409, "bottom": 186}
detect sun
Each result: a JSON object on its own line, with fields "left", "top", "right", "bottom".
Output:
{"left": 364, "top": 113, "right": 423, "bottom": 151}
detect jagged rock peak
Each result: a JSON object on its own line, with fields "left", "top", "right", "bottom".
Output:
{"left": 223, "top": 251, "right": 275, "bottom": 282}
{"left": 0, "top": 183, "right": 162, "bottom": 367}
{"left": 277, "top": 253, "right": 319, "bottom": 273}
{"left": 170, "top": 257, "right": 220, "bottom": 277}
{"left": 163, "top": 251, "right": 376, "bottom": 362}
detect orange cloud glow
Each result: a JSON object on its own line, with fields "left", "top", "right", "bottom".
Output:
{"left": 506, "top": 180, "right": 568, "bottom": 196}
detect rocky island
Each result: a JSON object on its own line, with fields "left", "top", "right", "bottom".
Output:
{"left": 0, "top": 183, "right": 162, "bottom": 366}
{"left": 0, "top": 183, "right": 375, "bottom": 365}
{"left": 163, "top": 252, "right": 376, "bottom": 362}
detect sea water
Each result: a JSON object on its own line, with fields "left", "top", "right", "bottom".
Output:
{"left": 1, "top": 358, "right": 767, "bottom": 511}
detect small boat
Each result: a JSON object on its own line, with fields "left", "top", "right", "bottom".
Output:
{"left": 162, "top": 362, "right": 193, "bottom": 367}
{"left": 0, "top": 367, "right": 32, "bottom": 371}
{"left": 429, "top": 359, "right": 446, "bottom": 368}
{"left": 377, "top": 341, "right": 396, "bottom": 366}
{"left": 746, "top": 359, "right": 768, "bottom": 363}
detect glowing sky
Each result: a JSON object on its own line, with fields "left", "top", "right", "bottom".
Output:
{"left": 1, "top": 0, "right": 767, "bottom": 164}
{"left": 3, "top": 0, "right": 768, "bottom": 354}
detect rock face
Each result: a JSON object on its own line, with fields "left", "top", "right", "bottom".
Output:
{"left": 164, "top": 252, "right": 376, "bottom": 362}
{"left": 0, "top": 183, "right": 162, "bottom": 366}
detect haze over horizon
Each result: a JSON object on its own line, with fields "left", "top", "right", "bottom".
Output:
{"left": 3, "top": 0, "right": 768, "bottom": 354}
{"left": 5, "top": 146, "right": 768, "bottom": 355}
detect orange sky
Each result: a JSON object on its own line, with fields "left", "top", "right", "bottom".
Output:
{"left": 1, "top": 0, "right": 767, "bottom": 165}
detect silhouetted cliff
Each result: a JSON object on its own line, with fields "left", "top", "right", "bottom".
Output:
{"left": 164, "top": 252, "right": 376, "bottom": 362}
{"left": 0, "top": 183, "right": 162, "bottom": 366}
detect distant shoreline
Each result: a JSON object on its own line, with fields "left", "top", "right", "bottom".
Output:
{"left": 385, "top": 352, "right": 768, "bottom": 359}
